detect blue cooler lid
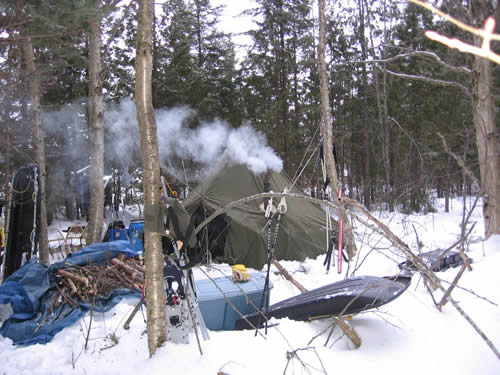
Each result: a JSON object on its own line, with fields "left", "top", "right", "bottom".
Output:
{"left": 196, "top": 273, "right": 272, "bottom": 302}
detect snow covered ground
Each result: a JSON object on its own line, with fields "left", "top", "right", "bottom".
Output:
{"left": 1, "top": 197, "right": 499, "bottom": 374}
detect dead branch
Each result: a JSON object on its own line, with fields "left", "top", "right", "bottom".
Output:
{"left": 343, "top": 197, "right": 500, "bottom": 359}
{"left": 193, "top": 191, "right": 499, "bottom": 358}
{"left": 283, "top": 346, "right": 328, "bottom": 375}
{"left": 439, "top": 280, "right": 498, "bottom": 306}
{"left": 437, "top": 261, "right": 469, "bottom": 311}
{"left": 448, "top": 295, "right": 500, "bottom": 359}
{"left": 331, "top": 50, "right": 471, "bottom": 74}
{"left": 64, "top": 277, "right": 78, "bottom": 295}
{"left": 411, "top": 0, "right": 500, "bottom": 65}
{"left": 384, "top": 68, "right": 470, "bottom": 94}
{"left": 337, "top": 318, "right": 361, "bottom": 349}
{"left": 57, "top": 269, "right": 89, "bottom": 287}
{"left": 110, "top": 258, "right": 145, "bottom": 283}
{"left": 272, "top": 259, "right": 308, "bottom": 293}
{"left": 54, "top": 283, "right": 78, "bottom": 308}
{"left": 108, "top": 265, "right": 141, "bottom": 290}
{"left": 437, "top": 133, "right": 482, "bottom": 195}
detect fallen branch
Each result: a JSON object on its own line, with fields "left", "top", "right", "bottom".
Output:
{"left": 342, "top": 197, "right": 500, "bottom": 359}
{"left": 437, "top": 261, "right": 469, "bottom": 311}
{"left": 337, "top": 318, "right": 361, "bottom": 349}
{"left": 272, "top": 259, "right": 308, "bottom": 293}
{"left": 449, "top": 295, "right": 500, "bottom": 360}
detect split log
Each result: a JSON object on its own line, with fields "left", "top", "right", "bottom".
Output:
{"left": 125, "top": 259, "right": 146, "bottom": 274}
{"left": 57, "top": 269, "right": 89, "bottom": 287}
{"left": 110, "top": 258, "right": 145, "bottom": 283}
{"left": 55, "top": 282, "right": 78, "bottom": 308}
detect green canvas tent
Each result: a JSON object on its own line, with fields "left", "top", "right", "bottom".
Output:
{"left": 182, "top": 163, "right": 335, "bottom": 269}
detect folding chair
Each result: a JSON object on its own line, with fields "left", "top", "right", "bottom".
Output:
{"left": 64, "top": 225, "right": 86, "bottom": 253}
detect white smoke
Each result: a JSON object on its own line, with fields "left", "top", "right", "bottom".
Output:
{"left": 42, "top": 101, "right": 88, "bottom": 163}
{"left": 45, "top": 98, "right": 283, "bottom": 182}
{"left": 155, "top": 105, "right": 283, "bottom": 178}
{"left": 103, "top": 97, "right": 140, "bottom": 170}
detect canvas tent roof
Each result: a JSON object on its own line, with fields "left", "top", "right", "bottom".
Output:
{"left": 183, "top": 163, "right": 334, "bottom": 269}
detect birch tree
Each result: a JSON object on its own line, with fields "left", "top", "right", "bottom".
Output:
{"left": 136, "top": 0, "right": 166, "bottom": 356}
{"left": 86, "top": 0, "right": 106, "bottom": 245}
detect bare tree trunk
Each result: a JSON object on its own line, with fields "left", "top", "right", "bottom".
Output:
{"left": 357, "top": 0, "right": 371, "bottom": 210}
{"left": 3, "top": 129, "right": 11, "bottom": 199}
{"left": 86, "top": 3, "right": 105, "bottom": 245}
{"left": 366, "top": 0, "right": 393, "bottom": 211}
{"left": 317, "top": 0, "right": 357, "bottom": 258}
{"left": 17, "top": 0, "right": 48, "bottom": 265}
{"left": 278, "top": 18, "right": 290, "bottom": 174}
{"left": 136, "top": 0, "right": 166, "bottom": 357}
{"left": 381, "top": 0, "right": 393, "bottom": 211}
{"left": 471, "top": 1, "right": 500, "bottom": 238}
{"left": 381, "top": 59, "right": 393, "bottom": 211}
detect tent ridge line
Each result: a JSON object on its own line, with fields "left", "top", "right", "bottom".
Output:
{"left": 193, "top": 192, "right": 341, "bottom": 236}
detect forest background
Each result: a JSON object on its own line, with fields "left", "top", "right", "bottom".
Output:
{"left": 0, "top": 0, "right": 499, "bottom": 225}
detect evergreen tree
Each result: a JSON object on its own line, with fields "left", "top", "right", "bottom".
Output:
{"left": 153, "top": 0, "right": 241, "bottom": 124}
{"left": 243, "top": 0, "right": 315, "bottom": 175}
{"left": 389, "top": 2, "right": 472, "bottom": 212}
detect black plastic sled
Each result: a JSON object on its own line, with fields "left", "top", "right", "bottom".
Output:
{"left": 235, "top": 275, "right": 411, "bottom": 330}
{"left": 2, "top": 164, "right": 40, "bottom": 281}
{"left": 398, "top": 249, "right": 472, "bottom": 273}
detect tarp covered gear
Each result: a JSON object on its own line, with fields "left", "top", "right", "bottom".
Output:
{"left": 398, "top": 249, "right": 473, "bottom": 273}
{"left": 183, "top": 163, "right": 333, "bottom": 269}
{"left": 0, "top": 241, "right": 140, "bottom": 346}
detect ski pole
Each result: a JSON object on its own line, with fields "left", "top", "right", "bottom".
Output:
{"left": 337, "top": 189, "right": 343, "bottom": 274}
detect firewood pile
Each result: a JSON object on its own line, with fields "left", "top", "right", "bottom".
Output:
{"left": 51, "top": 254, "right": 145, "bottom": 311}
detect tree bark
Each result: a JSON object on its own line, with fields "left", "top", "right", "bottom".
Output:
{"left": 357, "top": 0, "right": 372, "bottom": 210}
{"left": 86, "top": 3, "right": 106, "bottom": 245}
{"left": 317, "top": 0, "right": 357, "bottom": 258}
{"left": 17, "top": 0, "right": 49, "bottom": 265}
{"left": 136, "top": 0, "right": 166, "bottom": 357}
{"left": 471, "top": 1, "right": 500, "bottom": 238}
{"left": 375, "top": 0, "right": 393, "bottom": 211}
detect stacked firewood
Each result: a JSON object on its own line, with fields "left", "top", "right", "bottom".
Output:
{"left": 51, "top": 254, "right": 145, "bottom": 311}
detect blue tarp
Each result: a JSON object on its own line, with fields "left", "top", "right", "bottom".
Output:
{"left": 0, "top": 241, "right": 141, "bottom": 346}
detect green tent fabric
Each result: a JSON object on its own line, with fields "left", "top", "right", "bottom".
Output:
{"left": 183, "top": 163, "right": 335, "bottom": 269}
{"left": 165, "top": 197, "right": 197, "bottom": 248}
